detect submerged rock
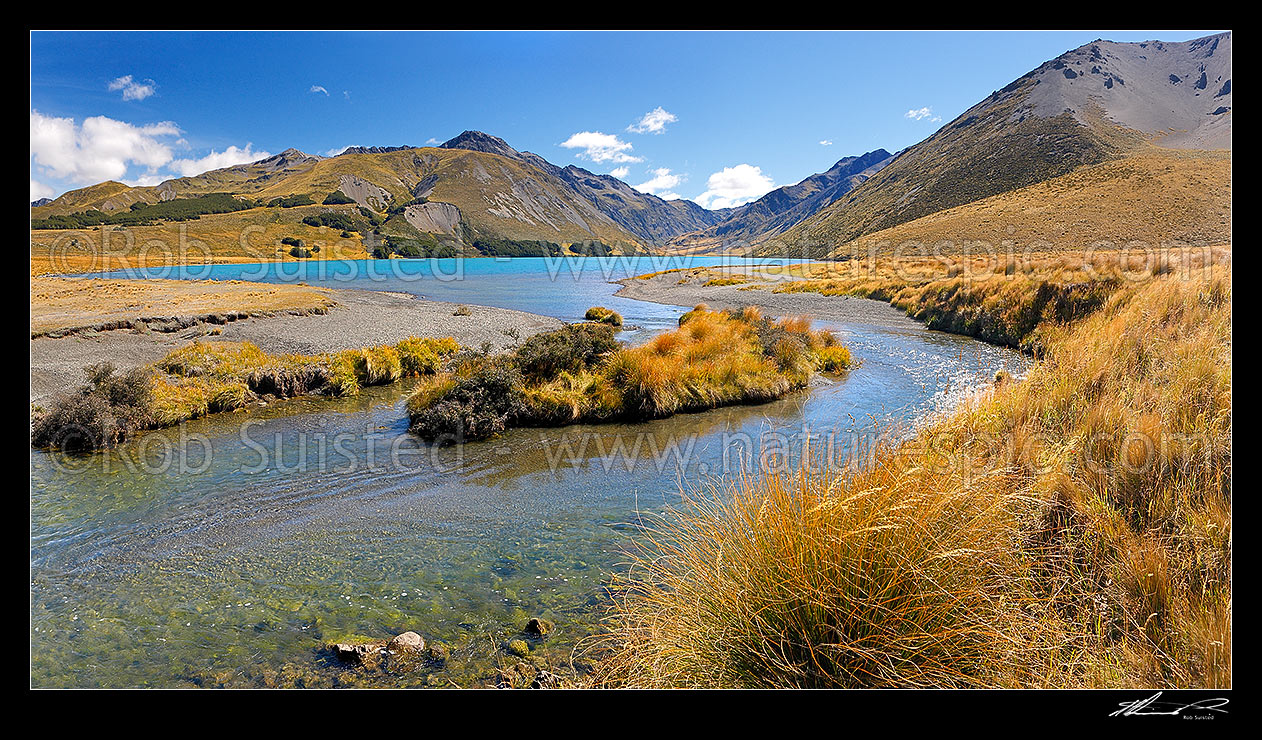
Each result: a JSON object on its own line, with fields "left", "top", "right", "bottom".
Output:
{"left": 387, "top": 631, "right": 425, "bottom": 652}
{"left": 328, "top": 631, "right": 429, "bottom": 672}
{"left": 524, "top": 617, "right": 554, "bottom": 637}
{"left": 427, "top": 643, "right": 450, "bottom": 665}
{"left": 507, "top": 638, "right": 530, "bottom": 657}
{"left": 330, "top": 641, "right": 385, "bottom": 669}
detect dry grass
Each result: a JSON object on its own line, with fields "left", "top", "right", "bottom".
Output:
{"left": 601, "top": 267, "right": 1231, "bottom": 688}
{"left": 30, "top": 277, "right": 336, "bottom": 336}
{"left": 769, "top": 247, "right": 1230, "bottom": 351}
{"left": 824, "top": 149, "right": 1231, "bottom": 259}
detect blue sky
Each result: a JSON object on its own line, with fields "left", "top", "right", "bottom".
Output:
{"left": 31, "top": 30, "right": 1220, "bottom": 205}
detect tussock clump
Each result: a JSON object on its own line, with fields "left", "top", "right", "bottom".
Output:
{"left": 406, "top": 310, "right": 854, "bottom": 439}
{"left": 600, "top": 460, "right": 1026, "bottom": 688}
{"left": 603, "top": 268, "right": 1232, "bottom": 689}
{"left": 338, "top": 346, "right": 403, "bottom": 388}
{"left": 521, "top": 370, "right": 620, "bottom": 425}
{"left": 815, "top": 345, "right": 853, "bottom": 372}
{"left": 31, "top": 363, "right": 155, "bottom": 451}
{"left": 584, "top": 306, "right": 623, "bottom": 327}
{"left": 396, "top": 336, "right": 460, "bottom": 376}
{"left": 677, "top": 303, "right": 709, "bottom": 326}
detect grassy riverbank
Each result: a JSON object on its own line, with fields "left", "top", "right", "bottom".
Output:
{"left": 31, "top": 336, "right": 459, "bottom": 451}
{"left": 773, "top": 247, "right": 1229, "bottom": 352}
{"left": 602, "top": 265, "right": 1231, "bottom": 688}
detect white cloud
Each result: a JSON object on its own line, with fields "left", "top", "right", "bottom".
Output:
{"left": 634, "top": 167, "right": 683, "bottom": 199}
{"left": 309, "top": 85, "right": 329, "bottom": 96}
{"left": 819, "top": 139, "right": 833, "bottom": 146}
{"left": 425, "top": 137, "right": 441, "bottom": 145}
{"left": 342, "top": 90, "right": 350, "bottom": 100}
{"left": 627, "top": 106, "right": 678, "bottom": 135}
{"left": 31, "top": 179, "right": 54, "bottom": 201}
{"left": 170, "top": 144, "right": 271, "bottom": 178}
{"left": 608, "top": 166, "right": 630, "bottom": 179}
{"left": 559, "top": 131, "right": 642, "bottom": 164}
{"left": 323, "top": 145, "right": 356, "bottom": 157}
{"left": 905, "top": 106, "right": 942, "bottom": 123}
{"left": 123, "top": 173, "right": 172, "bottom": 187}
{"left": 694, "top": 164, "right": 776, "bottom": 210}
{"left": 108, "top": 75, "right": 156, "bottom": 101}
{"left": 30, "top": 110, "right": 181, "bottom": 184}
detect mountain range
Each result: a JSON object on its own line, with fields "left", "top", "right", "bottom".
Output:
{"left": 31, "top": 32, "right": 1231, "bottom": 259}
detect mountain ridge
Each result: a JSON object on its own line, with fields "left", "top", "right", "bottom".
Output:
{"left": 668, "top": 148, "right": 895, "bottom": 252}
{"left": 763, "top": 31, "right": 1231, "bottom": 256}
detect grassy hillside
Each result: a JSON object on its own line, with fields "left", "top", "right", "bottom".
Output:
{"left": 30, "top": 204, "right": 370, "bottom": 275}
{"left": 30, "top": 144, "right": 648, "bottom": 268}
{"left": 766, "top": 90, "right": 1117, "bottom": 256}
{"left": 816, "top": 148, "right": 1230, "bottom": 258}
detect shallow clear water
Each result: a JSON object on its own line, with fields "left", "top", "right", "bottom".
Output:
{"left": 33, "top": 258, "right": 1028, "bottom": 687}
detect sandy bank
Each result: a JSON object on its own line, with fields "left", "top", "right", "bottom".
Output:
{"left": 30, "top": 288, "right": 562, "bottom": 404}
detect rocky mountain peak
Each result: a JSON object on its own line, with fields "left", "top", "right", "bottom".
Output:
{"left": 439, "top": 131, "right": 523, "bottom": 160}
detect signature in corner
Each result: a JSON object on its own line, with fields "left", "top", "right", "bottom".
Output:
{"left": 1111, "top": 692, "right": 1230, "bottom": 717}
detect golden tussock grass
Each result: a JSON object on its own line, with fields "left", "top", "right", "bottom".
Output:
{"left": 601, "top": 267, "right": 1230, "bottom": 688}
{"left": 770, "top": 247, "right": 1230, "bottom": 351}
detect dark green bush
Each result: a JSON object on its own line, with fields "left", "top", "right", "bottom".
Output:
{"left": 301, "top": 212, "right": 356, "bottom": 231}
{"left": 32, "top": 193, "right": 250, "bottom": 230}
{"left": 322, "top": 190, "right": 356, "bottom": 205}
{"left": 31, "top": 363, "right": 155, "bottom": 451}
{"left": 513, "top": 323, "right": 618, "bottom": 381}
{"left": 572, "top": 240, "right": 613, "bottom": 256}
{"left": 472, "top": 238, "right": 563, "bottom": 257}
{"left": 408, "top": 361, "right": 526, "bottom": 443}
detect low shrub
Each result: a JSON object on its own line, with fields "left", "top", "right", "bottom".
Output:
{"left": 408, "top": 359, "right": 526, "bottom": 443}
{"left": 31, "top": 363, "right": 155, "bottom": 451}
{"left": 585, "top": 306, "right": 623, "bottom": 327}
{"left": 513, "top": 323, "right": 619, "bottom": 382}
